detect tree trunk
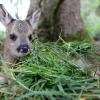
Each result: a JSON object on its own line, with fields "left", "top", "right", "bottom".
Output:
{"left": 27, "top": 0, "right": 84, "bottom": 41}
{"left": 27, "top": 0, "right": 60, "bottom": 41}
{"left": 57, "top": 0, "right": 84, "bottom": 41}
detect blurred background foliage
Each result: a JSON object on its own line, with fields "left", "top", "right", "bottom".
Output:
{"left": 81, "top": 0, "right": 100, "bottom": 38}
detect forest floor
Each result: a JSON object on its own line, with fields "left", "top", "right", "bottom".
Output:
{"left": 0, "top": 0, "right": 100, "bottom": 99}
{"left": 0, "top": 37, "right": 100, "bottom": 100}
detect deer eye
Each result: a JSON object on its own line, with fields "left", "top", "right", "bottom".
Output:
{"left": 28, "top": 34, "right": 32, "bottom": 41}
{"left": 9, "top": 34, "right": 17, "bottom": 41}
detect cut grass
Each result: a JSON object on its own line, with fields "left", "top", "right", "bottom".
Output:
{"left": 0, "top": 0, "right": 100, "bottom": 99}
{"left": 0, "top": 39, "right": 100, "bottom": 100}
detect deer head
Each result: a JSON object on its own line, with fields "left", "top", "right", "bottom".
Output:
{"left": 0, "top": 4, "right": 41, "bottom": 62}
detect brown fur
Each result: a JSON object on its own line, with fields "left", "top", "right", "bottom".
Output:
{"left": 4, "top": 20, "right": 33, "bottom": 63}
{"left": 0, "top": 4, "right": 41, "bottom": 63}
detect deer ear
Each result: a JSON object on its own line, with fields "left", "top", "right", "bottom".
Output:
{"left": 0, "top": 4, "right": 14, "bottom": 26}
{"left": 26, "top": 9, "right": 41, "bottom": 30}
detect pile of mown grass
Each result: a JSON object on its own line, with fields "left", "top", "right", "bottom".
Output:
{"left": 0, "top": 39, "right": 100, "bottom": 100}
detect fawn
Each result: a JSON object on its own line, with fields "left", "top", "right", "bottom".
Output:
{"left": 0, "top": 4, "right": 41, "bottom": 63}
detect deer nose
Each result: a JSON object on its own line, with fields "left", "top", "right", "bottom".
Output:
{"left": 17, "top": 44, "right": 29, "bottom": 53}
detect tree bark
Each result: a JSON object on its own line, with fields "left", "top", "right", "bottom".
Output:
{"left": 57, "top": 0, "right": 84, "bottom": 40}
{"left": 27, "top": 0, "right": 84, "bottom": 41}
{"left": 27, "top": 0, "right": 60, "bottom": 41}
